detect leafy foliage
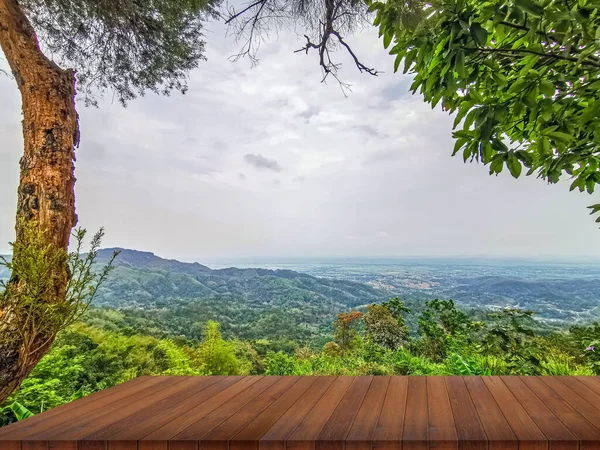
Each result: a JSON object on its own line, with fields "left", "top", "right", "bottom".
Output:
{"left": 1, "top": 295, "right": 599, "bottom": 426}
{"left": 364, "top": 303, "right": 410, "bottom": 349}
{"left": 196, "top": 321, "right": 239, "bottom": 375}
{"left": 20, "top": 0, "right": 220, "bottom": 105}
{"left": 333, "top": 310, "right": 364, "bottom": 353}
{"left": 0, "top": 227, "right": 117, "bottom": 360}
{"left": 417, "top": 299, "right": 476, "bottom": 360}
{"left": 370, "top": 0, "right": 600, "bottom": 218}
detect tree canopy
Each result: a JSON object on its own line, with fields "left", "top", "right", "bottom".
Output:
{"left": 19, "top": 0, "right": 220, "bottom": 105}
{"left": 370, "top": 0, "right": 600, "bottom": 217}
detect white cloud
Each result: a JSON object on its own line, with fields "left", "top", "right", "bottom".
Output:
{"left": 1, "top": 21, "right": 600, "bottom": 260}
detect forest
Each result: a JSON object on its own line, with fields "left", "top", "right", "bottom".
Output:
{"left": 1, "top": 296, "right": 598, "bottom": 426}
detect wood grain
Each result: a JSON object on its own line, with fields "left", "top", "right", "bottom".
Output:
{"left": 1, "top": 376, "right": 598, "bottom": 450}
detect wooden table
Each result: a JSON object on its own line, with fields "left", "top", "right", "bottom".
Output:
{"left": 1, "top": 376, "right": 599, "bottom": 450}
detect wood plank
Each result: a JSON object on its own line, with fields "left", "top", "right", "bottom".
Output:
{"left": 169, "top": 442, "right": 197, "bottom": 450}
{"left": 0, "top": 442, "right": 21, "bottom": 450}
{"left": 345, "top": 376, "right": 390, "bottom": 450}
{"left": 107, "top": 442, "right": 137, "bottom": 450}
{"left": 316, "top": 376, "right": 373, "bottom": 450}
{"left": 403, "top": 376, "right": 428, "bottom": 450}
{"left": 462, "top": 377, "right": 517, "bottom": 450}
{"left": 21, "top": 442, "right": 47, "bottom": 450}
{"left": 230, "top": 377, "right": 318, "bottom": 450}
{"left": 522, "top": 376, "right": 600, "bottom": 446}
{"left": 84, "top": 376, "right": 222, "bottom": 439}
{"left": 199, "top": 377, "right": 301, "bottom": 450}
{"left": 117, "top": 376, "right": 249, "bottom": 440}
{"left": 554, "top": 377, "right": 600, "bottom": 412}
{"left": 165, "top": 377, "right": 277, "bottom": 441}
{"left": 482, "top": 376, "right": 547, "bottom": 450}
{"left": 501, "top": 377, "right": 577, "bottom": 450}
{"left": 3, "top": 375, "right": 600, "bottom": 450}
{"left": 31, "top": 377, "right": 192, "bottom": 440}
{"left": 373, "top": 376, "right": 408, "bottom": 450}
{"left": 575, "top": 377, "right": 600, "bottom": 396}
{"left": 5, "top": 377, "right": 173, "bottom": 440}
{"left": 78, "top": 442, "right": 106, "bottom": 450}
{"left": 49, "top": 443, "right": 77, "bottom": 450}
{"left": 427, "top": 377, "right": 458, "bottom": 450}
{"left": 138, "top": 442, "right": 167, "bottom": 450}
{"left": 446, "top": 377, "right": 487, "bottom": 450}
{"left": 141, "top": 376, "right": 267, "bottom": 441}
{"left": 286, "top": 376, "right": 355, "bottom": 450}
{"left": 0, "top": 377, "right": 158, "bottom": 439}
{"left": 260, "top": 377, "right": 336, "bottom": 450}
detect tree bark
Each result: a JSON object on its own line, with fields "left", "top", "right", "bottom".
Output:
{"left": 0, "top": 0, "right": 78, "bottom": 404}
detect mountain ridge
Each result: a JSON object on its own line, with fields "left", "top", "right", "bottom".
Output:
{"left": 93, "top": 247, "right": 386, "bottom": 310}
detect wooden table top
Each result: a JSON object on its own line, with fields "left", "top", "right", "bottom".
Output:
{"left": 1, "top": 376, "right": 600, "bottom": 450}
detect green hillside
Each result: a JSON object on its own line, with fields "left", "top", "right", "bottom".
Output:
{"left": 89, "top": 249, "right": 387, "bottom": 344}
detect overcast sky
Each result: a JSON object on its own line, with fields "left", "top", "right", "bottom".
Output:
{"left": 1, "top": 17, "right": 600, "bottom": 261}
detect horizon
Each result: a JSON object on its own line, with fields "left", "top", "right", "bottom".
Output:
{"left": 97, "top": 247, "right": 600, "bottom": 266}
{"left": 4, "top": 245, "right": 600, "bottom": 266}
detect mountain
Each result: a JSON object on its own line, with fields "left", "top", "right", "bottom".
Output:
{"left": 95, "top": 248, "right": 384, "bottom": 310}
{"left": 88, "top": 249, "right": 387, "bottom": 343}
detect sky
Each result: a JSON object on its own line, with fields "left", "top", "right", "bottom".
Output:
{"left": 1, "top": 13, "right": 600, "bottom": 261}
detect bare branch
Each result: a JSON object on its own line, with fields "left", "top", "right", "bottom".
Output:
{"left": 224, "top": 0, "right": 265, "bottom": 24}
{"left": 224, "top": 0, "right": 377, "bottom": 94}
{"left": 331, "top": 30, "right": 380, "bottom": 76}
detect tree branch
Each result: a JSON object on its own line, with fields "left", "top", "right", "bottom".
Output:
{"left": 224, "top": 0, "right": 265, "bottom": 25}
{"left": 331, "top": 30, "right": 380, "bottom": 75}
{"left": 224, "top": 0, "right": 376, "bottom": 94}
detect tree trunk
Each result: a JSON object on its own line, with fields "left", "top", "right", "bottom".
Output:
{"left": 0, "top": 0, "right": 78, "bottom": 404}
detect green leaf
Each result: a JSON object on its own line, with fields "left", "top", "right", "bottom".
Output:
{"left": 454, "top": 50, "right": 465, "bottom": 77}
{"left": 453, "top": 103, "right": 473, "bottom": 128}
{"left": 586, "top": 177, "right": 596, "bottom": 194}
{"left": 580, "top": 101, "right": 600, "bottom": 124}
{"left": 404, "top": 51, "right": 416, "bottom": 74}
{"left": 539, "top": 80, "right": 555, "bottom": 97}
{"left": 515, "top": 0, "right": 544, "bottom": 16}
{"left": 570, "top": 177, "right": 585, "bottom": 192}
{"left": 490, "top": 155, "right": 504, "bottom": 174}
{"left": 453, "top": 130, "right": 474, "bottom": 139}
{"left": 453, "top": 137, "right": 468, "bottom": 156}
{"left": 470, "top": 23, "right": 488, "bottom": 46}
{"left": 463, "top": 145, "right": 473, "bottom": 162}
{"left": 589, "top": 204, "right": 600, "bottom": 215}
{"left": 383, "top": 32, "right": 393, "bottom": 49}
{"left": 491, "top": 71, "right": 508, "bottom": 87}
{"left": 394, "top": 54, "right": 402, "bottom": 73}
{"left": 536, "top": 137, "right": 551, "bottom": 155}
{"left": 546, "top": 131, "right": 573, "bottom": 142}
{"left": 507, "top": 153, "right": 522, "bottom": 178}
{"left": 508, "top": 78, "right": 528, "bottom": 94}
{"left": 10, "top": 402, "right": 33, "bottom": 421}
{"left": 515, "top": 150, "right": 533, "bottom": 166}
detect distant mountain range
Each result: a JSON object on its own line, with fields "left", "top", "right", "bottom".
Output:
{"left": 2, "top": 249, "right": 598, "bottom": 343}
{"left": 79, "top": 248, "right": 389, "bottom": 342}
{"left": 94, "top": 248, "right": 385, "bottom": 310}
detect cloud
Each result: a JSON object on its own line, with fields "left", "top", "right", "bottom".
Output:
{"left": 1, "top": 20, "right": 600, "bottom": 259}
{"left": 244, "top": 153, "right": 282, "bottom": 172}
